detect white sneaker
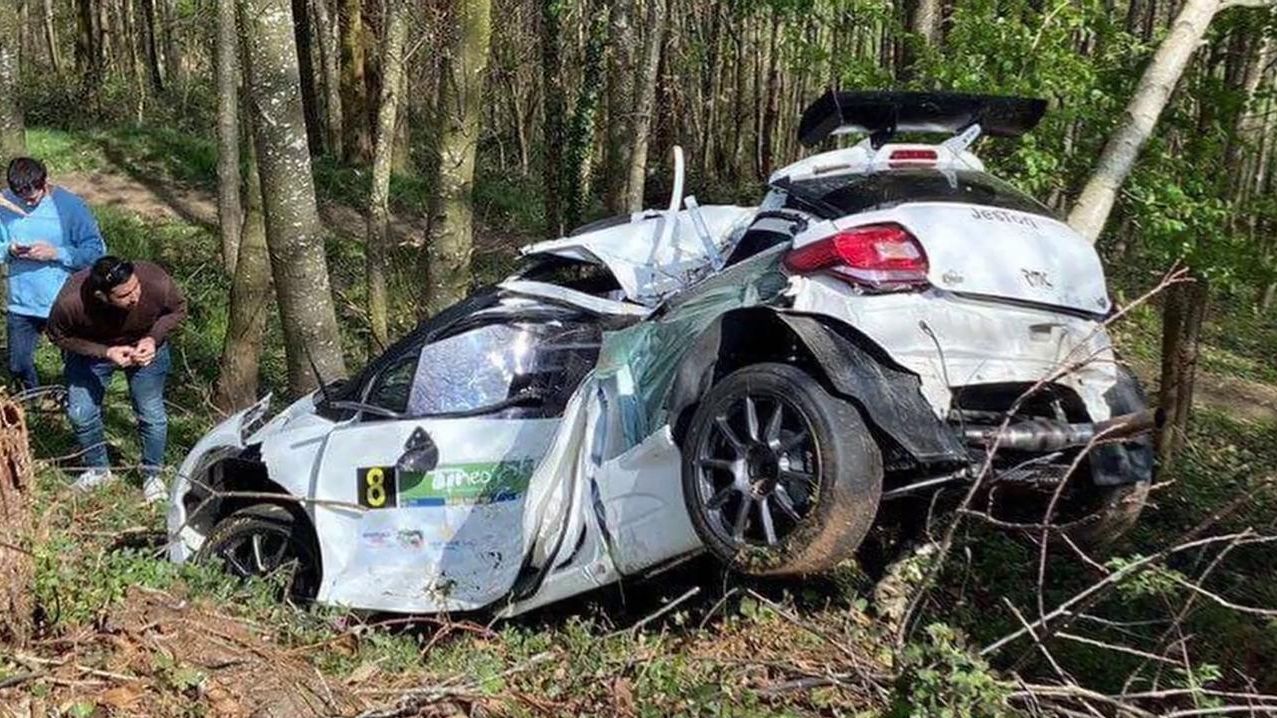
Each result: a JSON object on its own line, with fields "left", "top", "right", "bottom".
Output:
{"left": 143, "top": 474, "right": 168, "bottom": 504}
{"left": 71, "top": 468, "right": 116, "bottom": 492}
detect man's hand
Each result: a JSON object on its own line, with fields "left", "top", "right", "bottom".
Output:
{"left": 133, "top": 337, "right": 157, "bottom": 366}
{"left": 105, "top": 345, "right": 136, "bottom": 367}
{"left": 22, "top": 242, "right": 59, "bottom": 262}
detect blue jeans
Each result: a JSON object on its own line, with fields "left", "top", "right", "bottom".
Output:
{"left": 64, "top": 344, "right": 171, "bottom": 472}
{"left": 7, "top": 313, "right": 47, "bottom": 390}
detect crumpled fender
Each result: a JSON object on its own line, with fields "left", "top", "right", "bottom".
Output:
{"left": 1090, "top": 364, "right": 1155, "bottom": 487}
{"left": 666, "top": 308, "right": 968, "bottom": 466}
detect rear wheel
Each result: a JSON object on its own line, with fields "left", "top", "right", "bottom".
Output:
{"left": 681, "top": 363, "right": 883, "bottom": 576}
{"left": 196, "top": 504, "right": 321, "bottom": 602}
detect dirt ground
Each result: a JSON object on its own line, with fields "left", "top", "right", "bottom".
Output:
{"left": 55, "top": 170, "right": 432, "bottom": 250}
{"left": 0, "top": 586, "right": 368, "bottom": 717}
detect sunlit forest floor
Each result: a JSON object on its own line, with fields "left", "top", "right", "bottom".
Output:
{"left": 5, "top": 124, "right": 1277, "bottom": 716}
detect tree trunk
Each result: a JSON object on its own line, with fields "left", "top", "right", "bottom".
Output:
{"left": 540, "top": 0, "right": 565, "bottom": 234}
{"left": 0, "top": 0, "right": 24, "bottom": 162}
{"left": 900, "top": 0, "right": 942, "bottom": 80}
{"left": 1157, "top": 278, "right": 1208, "bottom": 466}
{"left": 292, "top": 0, "right": 324, "bottom": 155}
{"left": 217, "top": 0, "right": 243, "bottom": 274}
{"left": 1226, "top": 32, "right": 1272, "bottom": 203}
{"left": 423, "top": 0, "right": 491, "bottom": 316}
{"left": 758, "top": 14, "right": 780, "bottom": 179}
{"left": 140, "top": 0, "right": 163, "bottom": 92}
{"left": 213, "top": 118, "right": 273, "bottom": 413}
{"left": 312, "top": 0, "right": 343, "bottom": 158}
{"left": 42, "top": 0, "right": 61, "bottom": 74}
{"left": 0, "top": 399, "right": 34, "bottom": 647}
{"left": 603, "top": 0, "right": 638, "bottom": 214}
{"left": 159, "top": 0, "right": 182, "bottom": 89}
{"left": 1066, "top": 0, "right": 1224, "bottom": 244}
{"left": 366, "top": 0, "right": 406, "bottom": 348}
{"left": 624, "top": 0, "right": 666, "bottom": 213}
{"left": 74, "top": 0, "right": 97, "bottom": 80}
{"left": 239, "top": 0, "right": 348, "bottom": 395}
{"left": 339, "top": 0, "right": 370, "bottom": 163}
{"left": 563, "top": 5, "right": 608, "bottom": 230}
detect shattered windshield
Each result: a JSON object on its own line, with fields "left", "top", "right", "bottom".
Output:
{"left": 409, "top": 322, "right": 600, "bottom": 418}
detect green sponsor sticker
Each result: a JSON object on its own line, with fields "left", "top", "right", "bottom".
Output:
{"left": 398, "top": 460, "right": 536, "bottom": 506}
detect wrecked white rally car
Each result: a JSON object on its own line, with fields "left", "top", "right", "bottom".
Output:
{"left": 168, "top": 91, "right": 1156, "bottom": 614}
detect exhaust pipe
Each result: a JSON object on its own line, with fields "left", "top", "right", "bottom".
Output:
{"left": 962, "top": 409, "right": 1164, "bottom": 453}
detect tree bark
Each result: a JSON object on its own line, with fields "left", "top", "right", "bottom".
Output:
{"left": 900, "top": 0, "right": 942, "bottom": 80}
{"left": 1226, "top": 32, "right": 1272, "bottom": 203}
{"left": 758, "top": 13, "right": 780, "bottom": 179}
{"left": 423, "top": 0, "right": 491, "bottom": 316}
{"left": 1157, "top": 278, "right": 1208, "bottom": 466}
{"left": 140, "top": 0, "right": 164, "bottom": 92}
{"left": 1066, "top": 0, "right": 1225, "bottom": 244}
{"left": 214, "top": 117, "right": 273, "bottom": 413}
{"left": 159, "top": 0, "right": 182, "bottom": 89}
{"left": 366, "top": 0, "right": 406, "bottom": 348}
{"left": 339, "top": 0, "right": 371, "bottom": 163}
{"left": 624, "top": 0, "right": 666, "bottom": 213}
{"left": 312, "top": 0, "right": 343, "bottom": 158}
{"left": 42, "top": 0, "right": 61, "bottom": 74}
{"left": 603, "top": 0, "right": 638, "bottom": 214}
{"left": 239, "top": 0, "right": 348, "bottom": 395}
{"left": 292, "top": 0, "right": 325, "bottom": 155}
{"left": 563, "top": 5, "right": 608, "bottom": 230}
{"left": 217, "top": 0, "right": 243, "bottom": 274}
{"left": 0, "top": 0, "right": 25, "bottom": 162}
{"left": 540, "top": 0, "right": 565, "bottom": 233}
{"left": 0, "top": 399, "right": 34, "bottom": 647}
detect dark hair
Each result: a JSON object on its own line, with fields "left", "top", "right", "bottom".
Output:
{"left": 89, "top": 256, "right": 135, "bottom": 292}
{"left": 6, "top": 158, "right": 48, "bottom": 195}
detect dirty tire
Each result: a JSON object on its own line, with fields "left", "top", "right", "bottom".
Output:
{"left": 1066, "top": 480, "right": 1151, "bottom": 550}
{"left": 197, "top": 504, "right": 321, "bottom": 601}
{"left": 682, "top": 363, "right": 883, "bottom": 576}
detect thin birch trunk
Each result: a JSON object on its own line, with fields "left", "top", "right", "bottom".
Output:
{"left": 312, "top": 0, "right": 343, "bottom": 158}
{"left": 604, "top": 0, "right": 638, "bottom": 214}
{"left": 214, "top": 116, "right": 273, "bottom": 413}
{"left": 1066, "top": 0, "right": 1226, "bottom": 244}
{"left": 624, "top": 0, "right": 665, "bottom": 213}
{"left": 367, "top": 0, "right": 407, "bottom": 348}
{"left": 159, "top": 0, "right": 182, "bottom": 88}
{"left": 217, "top": 0, "right": 243, "bottom": 274}
{"left": 423, "top": 0, "right": 492, "bottom": 315}
{"left": 42, "top": 0, "right": 61, "bottom": 75}
{"left": 0, "top": 1, "right": 24, "bottom": 161}
{"left": 340, "top": 0, "right": 371, "bottom": 162}
{"left": 239, "top": 0, "right": 348, "bottom": 394}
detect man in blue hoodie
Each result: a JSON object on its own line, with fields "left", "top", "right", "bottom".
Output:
{"left": 0, "top": 157, "right": 106, "bottom": 390}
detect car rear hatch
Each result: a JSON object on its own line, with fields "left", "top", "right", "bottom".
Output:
{"left": 790, "top": 168, "right": 1111, "bottom": 316}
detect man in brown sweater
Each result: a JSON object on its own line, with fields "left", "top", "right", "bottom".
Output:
{"left": 47, "top": 256, "right": 187, "bottom": 502}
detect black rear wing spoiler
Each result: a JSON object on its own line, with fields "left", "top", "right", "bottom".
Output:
{"left": 798, "top": 90, "right": 1048, "bottom": 147}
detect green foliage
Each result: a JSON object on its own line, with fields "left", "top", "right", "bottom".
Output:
{"left": 891, "top": 624, "right": 1012, "bottom": 718}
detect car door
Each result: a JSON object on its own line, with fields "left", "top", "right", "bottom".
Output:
{"left": 310, "top": 320, "right": 593, "bottom": 614}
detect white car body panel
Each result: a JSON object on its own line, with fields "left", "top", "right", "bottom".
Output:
{"left": 788, "top": 276, "right": 1118, "bottom": 421}
{"left": 520, "top": 205, "right": 756, "bottom": 304}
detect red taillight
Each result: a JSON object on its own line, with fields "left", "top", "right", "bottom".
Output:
{"left": 784, "top": 224, "right": 930, "bottom": 290}
{"left": 887, "top": 148, "right": 938, "bottom": 167}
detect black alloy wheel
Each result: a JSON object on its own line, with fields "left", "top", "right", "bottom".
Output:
{"left": 682, "top": 363, "right": 883, "bottom": 576}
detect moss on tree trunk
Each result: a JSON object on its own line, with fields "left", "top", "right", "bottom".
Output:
{"left": 424, "top": 0, "right": 491, "bottom": 316}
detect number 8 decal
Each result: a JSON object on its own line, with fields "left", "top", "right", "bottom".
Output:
{"left": 357, "top": 466, "right": 398, "bottom": 508}
{"left": 366, "top": 467, "right": 386, "bottom": 507}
